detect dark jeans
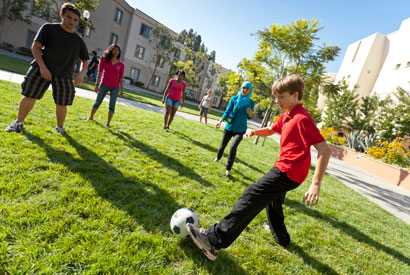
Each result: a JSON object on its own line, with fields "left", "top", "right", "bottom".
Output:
{"left": 217, "top": 129, "right": 245, "bottom": 171}
{"left": 206, "top": 167, "right": 300, "bottom": 249}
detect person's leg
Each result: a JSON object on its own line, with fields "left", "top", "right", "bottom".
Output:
{"left": 205, "top": 167, "right": 299, "bottom": 249}
{"left": 266, "top": 192, "right": 290, "bottom": 247}
{"left": 51, "top": 76, "right": 76, "bottom": 132}
{"left": 167, "top": 107, "right": 178, "bottom": 128}
{"left": 17, "top": 96, "right": 37, "bottom": 122}
{"left": 90, "top": 85, "right": 109, "bottom": 119}
{"left": 55, "top": 104, "right": 67, "bottom": 127}
{"left": 225, "top": 131, "right": 244, "bottom": 172}
{"left": 164, "top": 105, "right": 172, "bottom": 129}
{"left": 203, "top": 108, "right": 209, "bottom": 125}
{"left": 199, "top": 107, "right": 204, "bottom": 123}
{"left": 216, "top": 129, "right": 234, "bottom": 161}
{"left": 106, "top": 87, "right": 119, "bottom": 127}
{"left": 6, "top": 65, "right": 50, "bottom": 132}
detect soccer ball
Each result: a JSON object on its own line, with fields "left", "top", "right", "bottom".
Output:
{"left": 170, "top": 208, "right": 199, "bottom": 238}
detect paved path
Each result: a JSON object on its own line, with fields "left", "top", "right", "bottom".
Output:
{"left": 1, "top": 69, "right": 409, "bottom": 225}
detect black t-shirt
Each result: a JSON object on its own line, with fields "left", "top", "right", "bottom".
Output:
{"left": 33, "top": 23, "right": 89, "bottom": 78}
{"left": 88, "top": 56, "right": 98, "bottom": 70}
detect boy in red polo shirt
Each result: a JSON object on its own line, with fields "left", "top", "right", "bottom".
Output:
{"left": 186, "top": 75, "right": 331, "bottom": 261}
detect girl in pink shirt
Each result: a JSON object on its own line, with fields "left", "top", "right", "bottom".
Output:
{"left": 161, "top": 70, "right": 186, "bottom": 131}
{"left": 88, "top": 44, "right": 124, "bottom": 128}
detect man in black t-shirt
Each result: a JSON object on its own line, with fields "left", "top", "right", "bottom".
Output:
{"left": 5, "top": 3, "right": 89, "bottom": 135}
{"left": 87, "top": 51, "right": 98, "bottom": 83}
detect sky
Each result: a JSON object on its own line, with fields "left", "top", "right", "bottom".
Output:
{"left": 128, "top": 0, "right": 410, "bottom": 73}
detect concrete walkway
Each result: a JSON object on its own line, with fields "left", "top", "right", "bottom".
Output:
{"left": 1, "top": 69, "right": 409, "bottom": 225}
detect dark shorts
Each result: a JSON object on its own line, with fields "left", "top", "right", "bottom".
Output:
{"left": 21, "top": 65, "right": 76, "bottom": 106}
{"left": 86, "top": 68, "right": 96, "bottom": 77}
{"left": 200, "top": 106, "right": 209, "bottom": 117}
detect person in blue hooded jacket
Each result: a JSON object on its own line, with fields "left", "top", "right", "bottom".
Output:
{"left": 214, "top": 81, "right": 255, "bottom": 177}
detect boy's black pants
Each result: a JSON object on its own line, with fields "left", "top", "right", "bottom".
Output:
{"left": 216, "top": 129, "right": 245, "bottom": 171}
{"left": 206, "top": 167, "right": 300, "bottom": 249}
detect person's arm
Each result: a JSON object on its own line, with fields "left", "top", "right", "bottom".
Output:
{"left": 94, "top": 71, "right": 103, "bottom": 93}
{"left": 180, "top": 86, "right": 186, "bottom": 108}
{"left": 199, "top": 96, "right": 205, "bottom": 109}
{"left": 31, "top": 41, "right": 51, "bottom": 81}
{"left": 75, "top": 59, "right": 88, "bottom": 84}
{"left": 119, "top": 77, "right": 124, "bottom": 98}
{"left": 216, "top": 98, "right": 234, "bottom": 129}
{"left": 244, "top": 126, "right": 276, "bottom": 138}
{"left": 162, "top": 81, "right": 172, "bottom": 104}
{"left": 303, "top": 141, "right": 331, "bottom": 206}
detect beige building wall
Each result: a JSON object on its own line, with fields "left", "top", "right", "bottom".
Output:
{"left": 334, "top": 33, "right": 387, "bottom": 98}
{"left": 83, "top": 0, "right": 133, "bottom": 58}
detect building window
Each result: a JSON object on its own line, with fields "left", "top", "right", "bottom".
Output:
{"left": 140, "top": 23, "right": 151, "bottom": 38}
{"left": 198, "top": 76, "right": 201, "bottom": 83}
{"left": 352, "top": 41, "right": 361, "bottom": 63}
{"left": 135, "top": 45, "right": 145, "bottom": 59}
{"left": 26, "top": 29, "right": 37, "bottom": 48}
{"left": 114, "top": 8, "right": 123, "bottom": 25}
{"left": 174, "top": 48, "right": 181, "bottom": 58}
{"left": 151, "top": 75, "right": 160, "bottom": 87}
{"left": 186, "top": 89, "right": 197, "bottom": 99}
{"left": 110, "top": 33, "right": 119, "bottom": 45}
{"left": 157, "top": 56, "right": 165, "bottom": 67}
{"left": 395, "top": 64, "right": 401, "bottom": 70}
{"left": 213, "top": 97, "right": 218, "bottom": 105}
{"left": 130, "top": 67, "right": 140, "bottom": 81}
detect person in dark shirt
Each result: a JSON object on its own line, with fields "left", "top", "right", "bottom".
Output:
{"left": 87, "top": 51, "right": 98, "bottom": 83}
{"left": 5, "top": 3, "right": 89, "bottom": 135}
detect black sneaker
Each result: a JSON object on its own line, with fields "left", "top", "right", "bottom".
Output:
{"left": 5, "top": 120, "right": 23, "bottom": 133}
{"left": 186, "top": 223, "right": 219, "bottom": 261}
{"left": 55, "top": 126, "right": 66, "bottom": 135}
{"left": 263, "top": 223, "right": 290, "bottom": 248}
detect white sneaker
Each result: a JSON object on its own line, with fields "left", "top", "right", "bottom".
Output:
{"left": 5, "top": 120, "right": 23, "bottom": 133}
{"left": 55, "top": 126, "right": 66, "bottom": 135}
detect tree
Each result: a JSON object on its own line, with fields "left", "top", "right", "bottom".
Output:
{"left": 146, "top": 24, "right": 176, "bottom": 89}
{"left": 33, "top": 0, "right": 99, "bottom": 22}
{"left": 208, "top": 50, "right": 216, "bottom": 62}
{"left": 249, "top": 19, "right": 340, "bottom": 143}
{"left": 0, "top": 0, "right": 31, "bottom": 39}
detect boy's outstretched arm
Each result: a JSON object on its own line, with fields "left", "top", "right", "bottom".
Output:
{"left": 243, "top": 127, "right": 276, "bottom": 138}
{"left": 303, "top": 141, "right": 331, "bottom": 206}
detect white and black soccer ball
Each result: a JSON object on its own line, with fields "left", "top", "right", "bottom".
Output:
{"left": 170, "top": 208, "right": 199, "bottom": 238}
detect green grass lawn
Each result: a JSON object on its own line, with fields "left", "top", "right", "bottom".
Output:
{"left": 0, "top": 53, "right": 223, "bottom": 121}
{"left": 1, "top": 80, "right": 409, "bottom": 274}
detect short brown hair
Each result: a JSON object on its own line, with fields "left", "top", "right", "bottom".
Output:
{"left": 272, "top": 75, "right": 305, "bottom": 100}
{"left": 60, "top": 3, "right": 81, "bottom": 18}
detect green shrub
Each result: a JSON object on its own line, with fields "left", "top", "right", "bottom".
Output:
{"left": 0, "top": 42, "right": 14, "bottom": 52}
{"left": 16, "top": 47, "right": 33, "bottom": 57}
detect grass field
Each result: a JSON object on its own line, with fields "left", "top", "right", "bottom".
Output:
{"left": 1, "top": 80, "right": 409, "bottom": 274}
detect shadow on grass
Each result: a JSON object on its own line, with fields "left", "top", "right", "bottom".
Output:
{"left": 23, "top": 131, "right": 246, "bottom": 273}
{"left": 287, "top": 243, "right": 338, "bottom": 275}
{"left": 178, "top": 239, "right": 250, "bottom": 275}
{"left": 171, "top": 131, "right": 266, "bottom": 175}
{"left": 23, "top": 131, "right": 179, "bottom": 234}
{"left": 104, "top": 127, "right": 213, "bottom": 187}
{"left": 287, "top": 199, "right": 410, "bottom": 266}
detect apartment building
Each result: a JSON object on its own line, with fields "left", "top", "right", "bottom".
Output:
{"left": 0, "top": 0, "right": 226, "bottom": 107}
{"left": 334, "top": 17, "right": 410, "bottom": 100}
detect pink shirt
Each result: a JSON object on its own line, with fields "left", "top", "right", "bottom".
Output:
{"left": 167, "top": 78, "right": 186, "bottom": 100}
{"left": 98, "top": 57, "right": 124, "bottom": 88}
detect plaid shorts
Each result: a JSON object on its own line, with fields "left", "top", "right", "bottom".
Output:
{"left": 21, "top": 65, "right": 76, "bottom": 106}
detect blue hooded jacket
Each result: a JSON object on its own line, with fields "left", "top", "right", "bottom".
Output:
{"left": 221, "top": 81, "right": 255, "bottom": 133}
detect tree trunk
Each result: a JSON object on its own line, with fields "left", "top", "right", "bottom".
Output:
{"left": 146, "top": 64, "right": 158, "bottom": 89}
{"left": 254, "top": 99, "right": 275, "bottom": 144}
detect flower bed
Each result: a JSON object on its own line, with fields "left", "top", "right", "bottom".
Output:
{"left": 327, "top": 143, "right": 410, "bottom": 191}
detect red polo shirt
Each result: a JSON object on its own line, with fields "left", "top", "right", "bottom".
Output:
{"left": 270, "top": 104, "right": 325, "bottom": 184}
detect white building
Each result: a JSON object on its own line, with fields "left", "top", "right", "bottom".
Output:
{"left": 334, "top": 18, "right": 410, "bottom": 100}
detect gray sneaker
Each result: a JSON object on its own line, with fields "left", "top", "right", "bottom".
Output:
{"left": 55, "top": 126, "right": 66, "bottom": 135}
{"left": 5, "top": 120, "right": 23, "bottom": 133}
{"left": 186, "top": 223, "right": 219, "bottom": 261}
